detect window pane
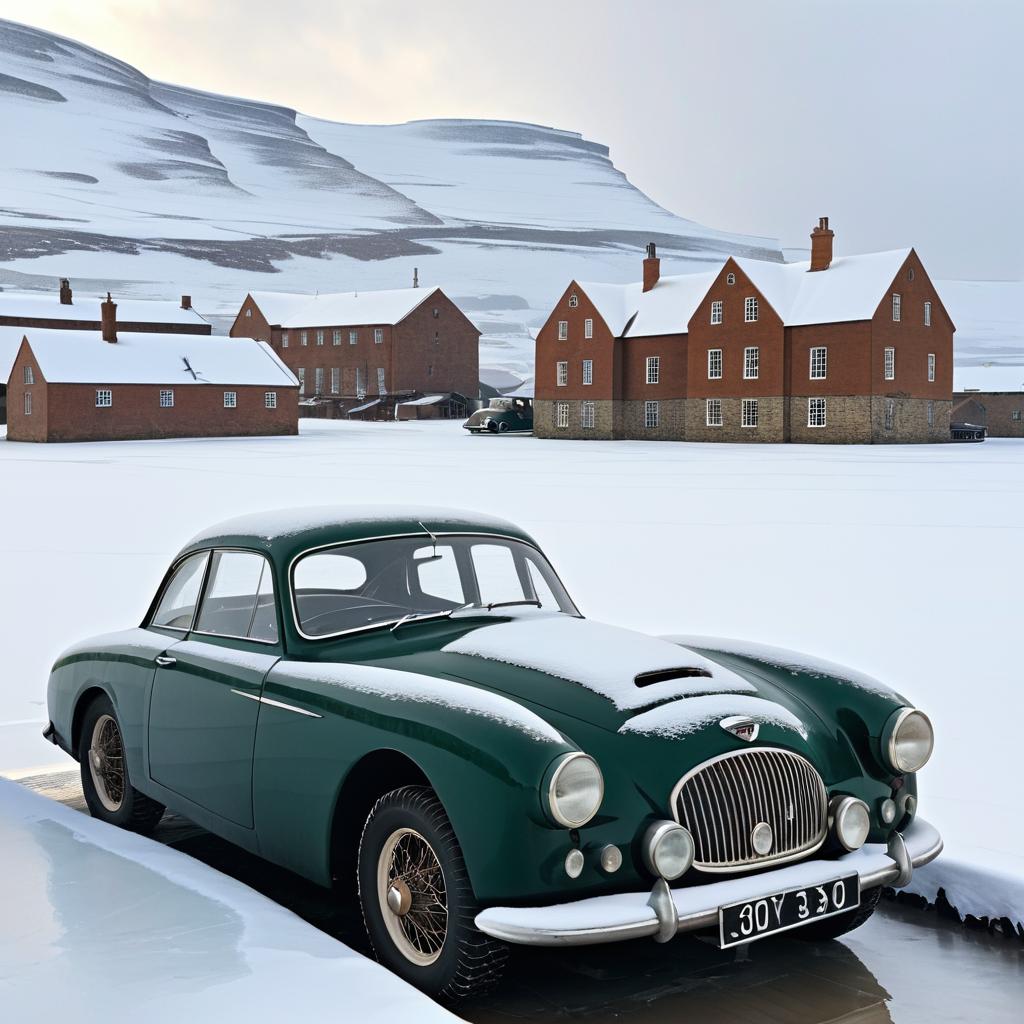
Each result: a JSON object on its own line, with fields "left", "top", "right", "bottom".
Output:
{"left": 415, "top": 545, "right": 465, "bottom": 604}
{"left": 196, "top": 551, "right": 267, "bottom": 638}
{"left": 472, "top": 544, "right": 524, "bottom": 606}
{"left": 152, "top": 552, "right": 209, "bottom": 630}
{"left": 249, "top": 564, "right": 279, "bottom": 642}
{"left": 526, "top": 558, "right": 559, "bottom": 609}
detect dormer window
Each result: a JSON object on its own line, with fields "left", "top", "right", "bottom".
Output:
{"left": 569, "top": 294, "right": 579, "bottom": 308}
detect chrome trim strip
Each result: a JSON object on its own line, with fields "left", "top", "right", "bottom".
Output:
{"left": 230, "top": 688, "right": 261, "bottom": 703}
{"left": 229, "top": 689, "right": 322, "bottom": 719}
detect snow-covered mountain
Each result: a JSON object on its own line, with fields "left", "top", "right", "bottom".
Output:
{"left": 0, "top": 18, "right": 780, "bottom": 373}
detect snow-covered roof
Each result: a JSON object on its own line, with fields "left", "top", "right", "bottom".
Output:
{"left": 733, "top": 249, "right": 912, "bottom": 326}
{"left": 0, "top": 290, "right": 209, "bottom": 327}
{"left": 625, "top": 271, "right": 721, "bottom": 337}
{"left": 399, "top": 394, "right": 447, "bottom": 406}
{"left": 347, "top": 398, "right": 381, "bottom": 414}
{"left": 251, "top": 287, "right": 443, "bottom": 329}
{"left": 4, "top": 327, "right": 297, "bottom": 387}
{"left": 954, "top": 365, "right": 1024, "bottom": 393}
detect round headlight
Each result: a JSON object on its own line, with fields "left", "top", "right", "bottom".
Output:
{"left": 643, "top": 821, "right": 694, "bottom": 881}
{"left": 832, "top": 796, "right": 870, "bottom": 852}
{"left": 546, "top": 752, "right": 604, "bottom": 828}
{"left": 883, "top": 708, "right": 934, "bottom": 774}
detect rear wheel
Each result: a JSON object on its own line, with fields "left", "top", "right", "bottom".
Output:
{"left": 357, "top": 785, "right": 507, "bottom": 999}
{"left": 794, "top": 884, "right": 882, "bottom": 941}
{"left": 78, "top": 694, "right": 164, "bottom": 834}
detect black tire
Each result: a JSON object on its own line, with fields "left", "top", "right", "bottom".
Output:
{"left": 357, "top": 785, "right": 508, "bottom": 999}
{"left": 793, "top": 884, "right": 882, "bottom": 941}
{"left": 78, "top": 694, "right": 165, "bottom": 834}
{"left": 497, "top": 421, "right": 510, "bottom": 433}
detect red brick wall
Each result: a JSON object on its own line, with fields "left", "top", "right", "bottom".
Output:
{"left": 229, "top": 296, "right": 273, "bottom": 342}
{"left": 786, "top": 320, "right": 873, "bottom": 396}
{"left": 392, "top": 291, "right": 479, "bottom": 397}
{"left": 0, "top": 316, "right": 210, "bottom": 335}
{"left": 6, "top": 340, "right": 48, "bottom": 442}
{"left": 272, "top": 323, "right": 395, "bottom": 398}
{"left": 621, "top": 334, "right": 687, "bottom": 399}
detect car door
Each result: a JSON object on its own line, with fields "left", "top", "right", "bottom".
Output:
{"left": 148, "top": 548, "right": 281, "bottom": 829}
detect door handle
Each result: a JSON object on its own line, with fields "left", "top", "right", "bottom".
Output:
{"left": 155, "top": 655, "right": 177, "bottom": 667}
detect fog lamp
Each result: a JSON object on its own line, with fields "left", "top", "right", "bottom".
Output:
{"left": 643, "top": 821, "right": 694, "bottom": 881}
{"left": 831, "top": 796, "right": 871, "bottom": 852}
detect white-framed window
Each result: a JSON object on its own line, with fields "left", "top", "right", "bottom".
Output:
{"left": 808, "top": 397, "right": 826, "bottom": 428}
{"left": 707, "top": 348, "right": 722, "bottom": 380}
{"left": 374, "top": 328, "right": 384, "bottom": 344}
{"left": 316, "top": 329, "right": 324, "bottom": 346}
{"left": 810, "top": 346, "right": 827, "bottom": 379}
{"left": 884, "top": 347, "right": 895, "bottom": 381}
{"left": 95, "top": 389, "right": 112, "bottom": 408}
{"left": 349, "top": 330, "right": 358, "bottom": 345}
{"left": 556, "top": 401, "right": 569, "bottom": 428}
{"left": 892, "top": 293, "right": 901, "bottom": 322}
{"left": 711, "top": 300, "right": 723, "bottom": 325}
{"left": 726, "top": 272, "right": 736, "bottom": 285}
{"left": 297, "top": 368, "right": 305, "bottom": 395}
{"left": 331, "top": 367, "right": 340, "bottom": 394}
{"left": 927, "top": 353, "right": 936, "bottom": 383}
{"left": 1012, "top": 410, "right": 1022, "bottom": 422}
{"left": 581, "top": 401, "right": 595, "bottom": 429}
{"left": 569, "top": 294, "right": 579, "bottom": 308}
{"left": 744, "top": 296, "right": 758, "bottom": 322}
{"left": 224, "top": 391, "right": 237, "bottom": 408}
{"left": 927, "top": 401, "right": 935, "bottom": 427}
{"left": 159, "top": 389, "right": 174, "bottom": 408}
{"left": 741, "top": 398, "right": 758, "bottom": 428}
{"left": 743, "top": 346, "right": 759, "bottom": 380}
{"left": 924, "top": 301, "right": 932, "bottom": 327}
{"left": 377, "top": 368, "right": 387, "bottom": 395}
{"left": 582, "top": 359, "right": 593, "bottom": 385}
{"left": 646, "top": 355, "right": 660, "bottom": 384}
{"left": 584, "top": 318, "right": 593, "bottom": 339}
{"left": 706, "top": 398, "right": 722, "bottom": 426}
{"left": 22, "top": 365, "right": 33, "bottom": 385}
{"left": 314, "top": 367, "right": 324, "bottom": 394}
{"left": 300, "top": 330, "right": 308, "bottom": 346}
{"left": 558, "top": 320, "right": 568, "bottom": 341}
{"left": 265, "top": 391, "right": 277, "bottom": 409}
{"left": 644, "top": 400, "right": 660, "bottom": 429}
{"left": 884, "top": 399, "right": 895, "bottom": 431}
{"left": 23, "top": 391, "right": 32, "bottom": 416}
{"left": 281, "top": 331, "right": 289, "bottom": 348}
{"left": 245, "top": 307, "right": 252, "bottom": 318}
{"left": 333, "top": 329, "right": 342, "bottom": 346}
{"left": 556, "top": 361, "right": 568, "bottom": 387}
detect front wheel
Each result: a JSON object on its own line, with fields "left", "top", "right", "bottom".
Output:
{"left": 78, "top": 694, "right": 165, "bottom": 834}
{"left": 794, "top": 884, "right": 882, "bottom": 941}
{"left": 357, "top": 785, "right": 507, "bottom": 999}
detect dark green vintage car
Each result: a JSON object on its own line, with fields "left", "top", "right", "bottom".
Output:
{"left": 44, "top": 507, "right": 941, "bottom": 998}
{"left": 463, "top": 396, "right": 533, "bottom": 433}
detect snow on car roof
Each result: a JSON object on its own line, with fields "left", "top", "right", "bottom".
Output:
{"left": 252, "top": 286, "right": 442, "bottom": 328}
{"left": 619, "top": 693, "right": 808, "bottom": 739}
{"left": 4, "top": 326, "right": 297, "bottom": 386}
{"left": 953, "top": 364, "right": 1024, "bottom": 393}
{"left": 0, "top": 289, "right": 209, "bottom": 326}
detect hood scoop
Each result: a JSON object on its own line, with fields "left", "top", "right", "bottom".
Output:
{"left": 634, "top": 667, "right": 712, "bottom": 688}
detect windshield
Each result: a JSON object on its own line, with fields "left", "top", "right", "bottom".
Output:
{"left": 292, "top": 535, "right": 577, "bottom": 637}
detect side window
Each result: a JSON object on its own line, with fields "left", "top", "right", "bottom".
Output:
{"left": 196, "top": 551, "right": 278, "bottom": 642}
{"left": 472, "top": 544, "right": 524, "bottom": 606}
{"left": 152, "top": 552, "right": 210, "bottom": 631}
{"left": 414, "top": 545, "right": 465, "bottom": 605}
{"left": 526, "top": 558, "right": 559, "bottom": 610}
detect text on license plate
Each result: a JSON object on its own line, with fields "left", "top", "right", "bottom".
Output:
{"left": 718, "top": 874, "right": 860, "bottom": 949}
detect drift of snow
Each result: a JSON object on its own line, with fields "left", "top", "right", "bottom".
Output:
{"left": 0, "top": 779, "right": 456, "bottom": 1023}
{"left": 442, "top": 616, "right": 755, "bottom": 710}
{"left": 619, "top": 693, "right": 808, "bottom": 739}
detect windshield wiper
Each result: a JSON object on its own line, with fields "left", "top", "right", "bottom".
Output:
{"left": 389, "top": 610, "right": 454, "bottom": 633}
{"left": 483, "top": 599, "right": 542, "bottom": 611}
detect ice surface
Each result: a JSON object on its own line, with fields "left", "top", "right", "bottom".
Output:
{"left": 0, "top": 779, "right": 456, "bottom": 1023}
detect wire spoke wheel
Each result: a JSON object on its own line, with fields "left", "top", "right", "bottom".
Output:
{"left": 377, "top": 827, "right": 448, "bottom": 966}
{"left": 88, "top": 713, "right": 125, "bottom": 813}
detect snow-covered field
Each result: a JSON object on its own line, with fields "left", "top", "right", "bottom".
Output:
{"left": 1, "top": 420, "right": 1021, "bottom": 929}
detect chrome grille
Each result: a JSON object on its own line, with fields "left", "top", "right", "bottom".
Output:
{"left": 671, "top": 749, "right": 828, "bottom": 872}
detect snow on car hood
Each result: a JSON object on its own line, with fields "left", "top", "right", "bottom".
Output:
{"left": 441, "top": 615, "right": 757, "bottom": 711}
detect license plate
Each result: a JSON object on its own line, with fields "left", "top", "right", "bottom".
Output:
{"left": 718, "top": 874, "right": 859, "bottom": 949}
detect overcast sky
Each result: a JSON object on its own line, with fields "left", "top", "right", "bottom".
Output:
{"left": 4, "top": 0, "right": 1021, "bottom": 280}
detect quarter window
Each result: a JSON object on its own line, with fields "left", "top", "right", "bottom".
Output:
{"left": 808, "top": 397, "right": 826, "bottom": 428}
{"left": 711, "top": 300, "right": 723, "bottom": 325}
{"left": 744, "top": 296, "right": 758, "bottom": 322}
{"left": 96, "top": 389, "right": 112, "bottom": 408}
{"left": 924, "top": 301, "right": 932, "bottom": 327}
{"left": 582, "top": 359, "right": 593, "bottom": 385}
{"left": 742, "top": 398, "right": 759, "bottom": 428}
{"left": 646, "top": 355, "right": 660, "bottom": 384}
{"left": 159, "top": 389, "right": 174, "bottom": 408}
{"left": 584, "top": 318, "right": 593, "bottom": 339}
{"left": 224, "top": 391, "right": 237, "bottom": 408}
{"left": 707, "top": 349, "right": 723, "bottom": 379}
{"left": 706, "top": 398, "right": 722, "bottom": 426}
{"left": 558, "top": 320, "right": 568, "bottom": 341}
{"left": 892, "top": 294, "right": 901, "bottom": 322}
{"left": 581, "top": 401, "right": 595, "bottom": 429}
{"left": 196, "top": 550, "right": 278, "bottom": 642}
{"left": 151, "top": 551, "right": 210, "bottom": 631}
{"left": 22, "top": 365, "right": 33, "bottom": 385}
{"left": 884, "top": 347, "right": 895, "bottom": 381}
{"left": 556, "top": 361, "right": 568, "bottom": 386}
{"left": 810, "top": 346, "right": 827, "bottom": 379}
{"left": 743, "top": 346, "right": 759, "bottom": 380}
{"left": 265, "top": 392, "right": 277, "bottom": 409}
{"left": 644, "top": 400, "right": 659, "bottom": 428}
{"left": 556, "top": 401, "right": 569, "bottom": 428}
{"left": 374, "top": 328, "right": 384, "bottom": 345}
{"left": 928, "top": 353, "right": 936, "bottom": 383}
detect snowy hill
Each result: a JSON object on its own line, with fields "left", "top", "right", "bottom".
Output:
{"left": 0, "top": 18, "right": 782, "bottom": 374}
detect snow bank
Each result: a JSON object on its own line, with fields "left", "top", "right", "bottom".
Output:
{"left": 0, "top": 779, "right": 455, "bottom": 1023}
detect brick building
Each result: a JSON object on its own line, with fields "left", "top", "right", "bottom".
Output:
{"left": 953, "top": 365, "right": 1024, "bottom": 437}
{"left": 229, "top": 284, "right": 479, "bottom": 419}
{"left": 534, "top": 220, "right": 954, "bottom": 443}
{"left": 4, "top": 297, "right": 297, "bottom": 443}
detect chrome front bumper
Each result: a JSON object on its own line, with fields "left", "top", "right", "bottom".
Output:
{"left": 475, "top": 817, "right": 942, "bottom": 947}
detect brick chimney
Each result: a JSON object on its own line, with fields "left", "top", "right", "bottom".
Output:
{"left": 642, "top": 242, "right": 660, "bottom": 292}
{"left": 101, "top": 292, "right": 117, "bottom": 343}
{"left": 413, "top": 267, "right": 419, "bottom": 289}
{"left": 180, "top": 294, "right": 192, "bottom": 310}
{"left": 809, "top": 217, "right": 834, "bottom": 272}
{"left": 59, "top": 278, "right": 73, "bottom": 305}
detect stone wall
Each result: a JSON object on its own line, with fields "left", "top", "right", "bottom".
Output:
{"left": 787, "top": 396, "right": 872, "bottom": 444}
{"left": 683, "top": 396, "right": 787, "bottom": 442}
{"left": 620, "top": 399, "right": 685, "bottom": 440}
{"left": 871, "top": 397, "right": 951, "bottom": 443}
{"left": 533, "top": 399, "right": 617, "bottom": 439}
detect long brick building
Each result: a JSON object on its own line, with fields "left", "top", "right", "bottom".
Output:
{"left": 229, "top": 284, "right": 479, "bottom": 419}
{"left": 534, "top": 219, "right": 954, "bottom": 443}
{"left": 4, "top": 297, "right": 297, "bottom": 443}
{"left": 953, "top": 365, "right": 1024, "bottom": 437}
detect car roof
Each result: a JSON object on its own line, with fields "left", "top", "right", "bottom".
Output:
{"left": 176, "top": 505, "right": 536, "bottom": 564}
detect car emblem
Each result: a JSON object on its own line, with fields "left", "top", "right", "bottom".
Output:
{"left": 720, "top": 715, "right": 759, "bottom": 742}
